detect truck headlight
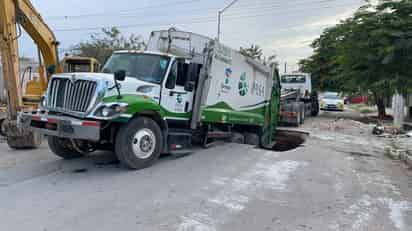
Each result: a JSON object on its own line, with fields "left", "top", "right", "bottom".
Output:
{"left": 320, "top": 101, "right": 325, "bottom": 107}
{"left": 93, "top": 103, "right": 128, "bottom": 118}
{"left": 102, "top": 107, "right": 113, "bottom": 117}
{"left": 40, "top": 95, "right": 47, "bottom": 108}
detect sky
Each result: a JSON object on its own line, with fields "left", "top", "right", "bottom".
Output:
{"left": 18, "top": 0, "right": 366, "bottom": 72}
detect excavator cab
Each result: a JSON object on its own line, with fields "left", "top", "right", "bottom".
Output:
{"left": 22, "top": 57, "right": 100, "bottom": 107}
{"left": 62, "top": 56, "right": 100, "bottom": 73}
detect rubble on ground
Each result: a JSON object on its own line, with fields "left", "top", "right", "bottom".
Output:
{"left": 387, "top": 138, "right": 412, "bottom": 167}
{"left": 309, "top": 118, "right": 373, "bottom": 135}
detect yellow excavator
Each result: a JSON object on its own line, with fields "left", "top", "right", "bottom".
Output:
{"left": 0, "top": 0, "right": 99, "bottom": 149}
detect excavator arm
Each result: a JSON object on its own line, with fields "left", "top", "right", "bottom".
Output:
{"left": 0, "top": 0, "right": 60, "bottom": 148}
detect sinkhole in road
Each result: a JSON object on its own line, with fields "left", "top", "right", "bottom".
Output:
{"left": 272, "top": 130, "right": 308, "bottom": 152}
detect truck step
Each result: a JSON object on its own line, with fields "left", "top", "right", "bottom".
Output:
{"left": 167, "top": 131, "right": 192, "bottom": 154}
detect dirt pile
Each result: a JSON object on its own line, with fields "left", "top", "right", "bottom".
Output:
{"left": 309, "top": 118, "right": 373, "bottom": 135}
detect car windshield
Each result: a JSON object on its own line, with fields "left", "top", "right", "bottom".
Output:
{"left": 324, "top": 94, "right": 341, "bottom": 100}
{"left": 102, "top": 53, "right": 170, "bottom": 84}
{"left": 281, "top": 75, "right": 306, "bottom": 83}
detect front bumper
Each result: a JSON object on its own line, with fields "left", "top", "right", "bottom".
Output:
{"left": 19, "top": 112, "right": 101, "bottom": 141}
{"left": 321, "top": 104, "right": 344, "bottom": 111}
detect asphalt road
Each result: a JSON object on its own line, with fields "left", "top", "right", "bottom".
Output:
{"left": 0, "top": 110, "right": 411, "bottom": 231}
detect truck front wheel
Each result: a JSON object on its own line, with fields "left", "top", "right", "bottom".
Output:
{"left": 48, "top": 136, "right": 85, "bottom": 159}
{"left": 115, "top": 117, "right": 163, "bottom": 170}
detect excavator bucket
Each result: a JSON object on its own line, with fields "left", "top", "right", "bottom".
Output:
{"left": 3, "top": 119, "right": 42, "bottom": 149}
{"left": 0, "top": 0, "right": 42, "bottom": 149}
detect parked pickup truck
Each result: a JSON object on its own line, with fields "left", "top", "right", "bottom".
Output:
{"left": 19, "top": 29, "right": 281, "bottom": 170}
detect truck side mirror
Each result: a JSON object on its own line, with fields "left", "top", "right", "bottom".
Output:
{"left": 184, "top": 81, "right": 195, "bottom": 92}
{"left": 114, "top": 70, "right": 126, "bottom": 81}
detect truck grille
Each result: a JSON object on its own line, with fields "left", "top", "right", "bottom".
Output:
{"left": 47, "top": 78, "right": 97, "bottom": 113}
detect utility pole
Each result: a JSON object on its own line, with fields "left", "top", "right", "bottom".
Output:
{"left": 217, "top": 0, "right": 239, "bottom": 42}
{"left": 284, "top": 62, "right": 287, "bottom": 73}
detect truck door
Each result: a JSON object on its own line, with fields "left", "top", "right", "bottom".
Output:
{"left": 161, "top": 60, "right": 196, "bottom": 121}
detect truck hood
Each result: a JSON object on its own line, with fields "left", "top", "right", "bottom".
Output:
{"left": 53, "top": 72, "right": 161, "bottom": 100}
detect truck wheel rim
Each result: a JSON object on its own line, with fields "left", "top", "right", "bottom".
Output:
{"left": 132, "top": 128, "right": 156, "bottom": 159}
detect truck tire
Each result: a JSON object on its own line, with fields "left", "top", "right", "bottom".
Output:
{"left": 244, "top": 133, "right": 259, "bottom": 146}
{"left": 115, "top": 117, "right": 163, "bottom": 170}
{"left": 311, "top": 101, "right": 319, "bottom": 116}
{"left": 311, "top": 93, "right": 320, "bottom": 116}
{"left": 300, "top": 106, "right": 305, "bottom": 124}
{"left": 48, "top": 136, "right": 85, "bottom": 159}
{"left": 230, "top": 132, "right": 245, "bottom": 144}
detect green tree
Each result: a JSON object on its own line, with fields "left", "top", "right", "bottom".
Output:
{"left": 299, "top": 0, "right": 412, "bottom": 118}
{"left": 70, "top": 27, "right": 146, "bottom": 64}
{"left": 240, "top": 44, "right": 278, "bottom": 68}
{"left": 264, "top": 54, "right": 279, "bottom": 68}
{"left": 240, "top": 44, "right": 263, "bottom": 60}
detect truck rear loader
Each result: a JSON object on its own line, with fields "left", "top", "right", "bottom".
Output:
{"left": 20, "top": 29, "right": 281, "bottom": 170}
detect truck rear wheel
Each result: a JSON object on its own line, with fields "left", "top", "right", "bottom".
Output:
{"left": 244, "top": 133, "right": 259, "bottom": 146}
{"left": 48, "top": 136, "right": 85, "bottom": 159}
{"left": 115, "top": 117, "right": 163, "bottom": 170}
{"left": 311, "top": 93, "right": 320, "bottom": 116}
{"left": 230, "top": 132, "right": 245, "bottom": 144}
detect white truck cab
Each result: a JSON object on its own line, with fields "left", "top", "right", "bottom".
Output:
{"left": 280, "top": 73, "right": 312, "bottom": 97}
{"left": 279, "top": 72, "right": 319, "bottom": 126}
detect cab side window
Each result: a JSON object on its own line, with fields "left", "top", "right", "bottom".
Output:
{"left": 166, "top": 61, "right": 178, "bottom": 89}
{"left": 176, "top": 63, "right": 188, "bottom": 87}
{"left": 165, "top": 59, "right": 204, "bottom": 90}
{"left": 166, "top": 61, "right": 189, "bottom": 89}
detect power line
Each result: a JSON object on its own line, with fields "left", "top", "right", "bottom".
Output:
{"left": 53, "top": 1, "right": 361, "bottom": 32}
{"left": 46, "top": 0, "right": 202, "bottom": 20}
{"left": 46, "top": 0, "right": 337, "bottom": 21}
{"left": 113, "top": 0, "right": 339, "bottom": 20}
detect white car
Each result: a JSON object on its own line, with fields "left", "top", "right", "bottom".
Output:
{"left": 320, "top": 93, "right": 344, "bottom": 111}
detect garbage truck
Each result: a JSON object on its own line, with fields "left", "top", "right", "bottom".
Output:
{"left": 19, "top": 29, "right": 281, "bottom": 170}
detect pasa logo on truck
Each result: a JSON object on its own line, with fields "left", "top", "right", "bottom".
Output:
{"left": 238, "top": 72, "right": 249, "bottom": 96}
{"left": 251, "top": 81, "right": 265, "bottom": 97}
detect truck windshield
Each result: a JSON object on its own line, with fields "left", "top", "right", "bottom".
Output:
{"left": 102, "top": 53, "right": 170, "bottom": 84}
{"left": 281, "top": 75, "right": 306, "bottom": 83}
